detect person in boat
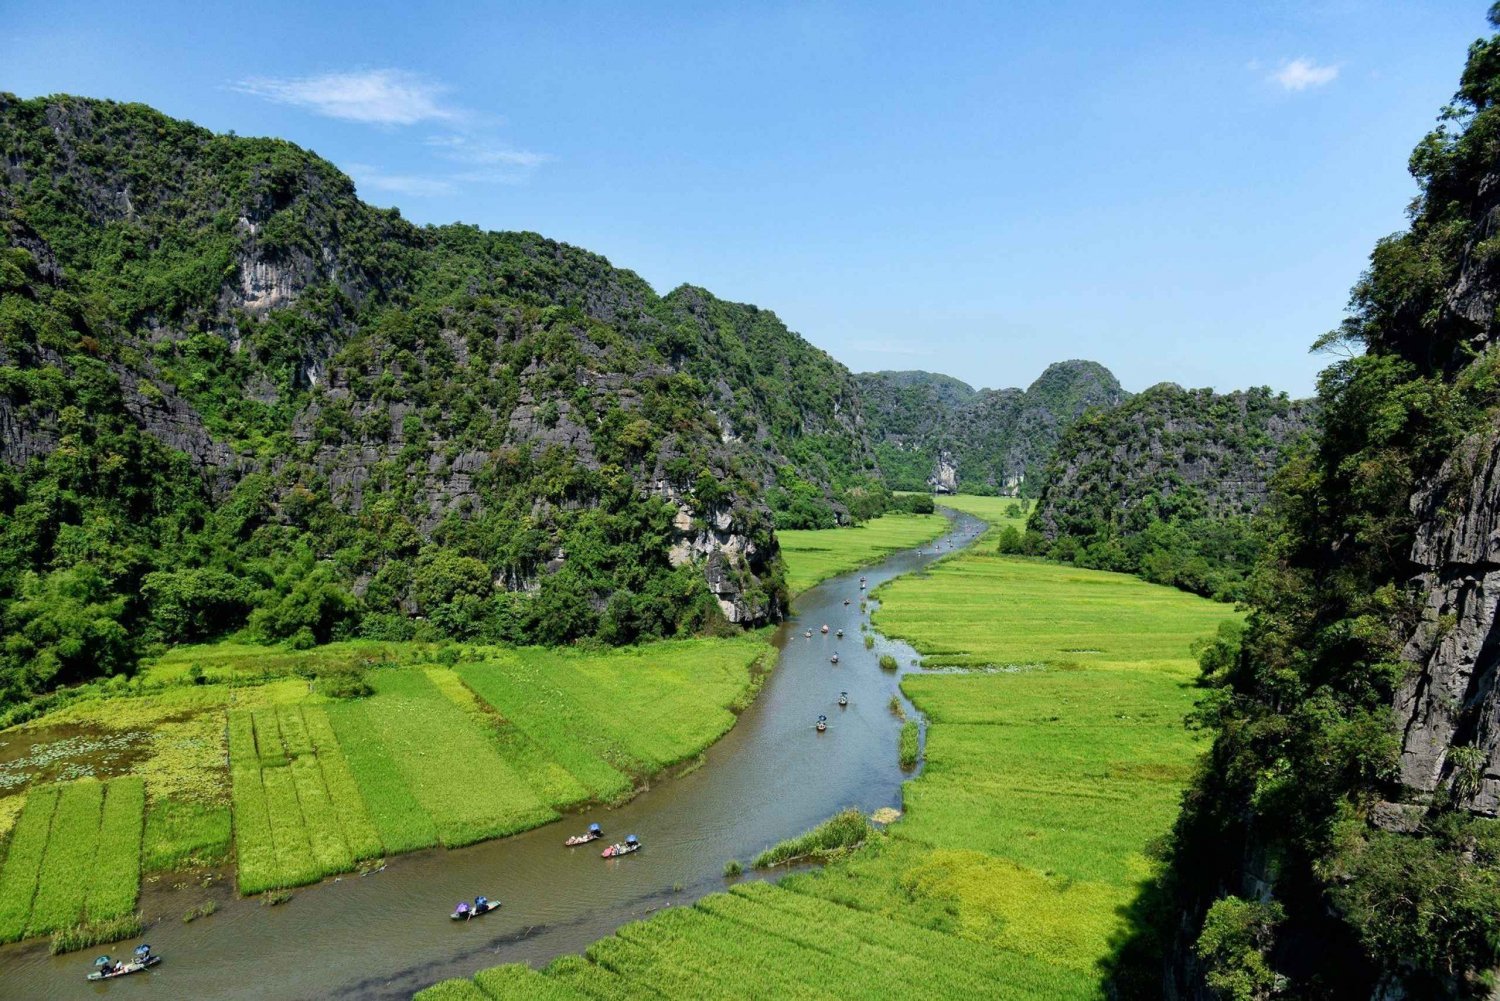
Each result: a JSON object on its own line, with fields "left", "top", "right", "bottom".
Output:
{"left": 456, "top": 901, "right": 471, "bottom": 919}
{"left": 475, "top": 895, "right": 488, "bottom": 913}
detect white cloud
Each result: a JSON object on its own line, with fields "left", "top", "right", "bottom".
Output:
{"left": 345, "top": 164, "right": 455, "bottom": 197}
{"left": 234, "top": 69, "right": 459, "bottom": 125}
{"left": 426, "top": 134, "right": 549, "bottom": 169}
{"left": 1269, "top": 57, "right": 1339, "bottom": 92}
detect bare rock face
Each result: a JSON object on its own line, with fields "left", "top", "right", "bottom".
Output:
{"left": 662, "top": 487, "right": 779, "bottom": 624}
{"left": 927, "top": 450, "right": 958, "bottom": 493}
{"left": 1397, "top": 425, "right": 1500, "bottom": 813}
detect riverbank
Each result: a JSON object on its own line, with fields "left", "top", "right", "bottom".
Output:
{"left": 419, "top": 499, "right": 1232, "bottom": 999}
{"left": 778, "top": 512, "right": 950, "bottom": 596}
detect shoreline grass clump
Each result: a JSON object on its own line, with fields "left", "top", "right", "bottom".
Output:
{"left": 182, "top": 899, "right": 217, "bottom": 923}
{"left": 898, "top": 721, "right": 919, "bottom": 768}
{"left": 752, "top": 808, "right": 871, "bottom": 869}
{"left": 48, "top": 912, "right": 143, "bottom": 955}
{"left": 878, "top": 653, "right": 898, "bottom": 671}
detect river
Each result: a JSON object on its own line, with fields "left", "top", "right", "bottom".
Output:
{"left": 0, "top": 511, "right": 986, "bottom": 1000}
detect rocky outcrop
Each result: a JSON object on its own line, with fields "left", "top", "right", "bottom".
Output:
{"left": 1396, "top": 425, "right": 1500, "bottom": 814}
{"left": 928, "top": 450, "right": 958, "bottom": 493}
{"left": 857, "top": 361, "right": 1127, "bottom": 495}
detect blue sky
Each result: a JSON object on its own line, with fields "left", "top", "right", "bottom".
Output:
{"left": 2, "top": 2, "right": 1490, "bottom": 396}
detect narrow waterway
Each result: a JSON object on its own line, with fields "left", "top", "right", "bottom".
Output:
{"left": 0, "top": 512, "right": 986, "bottom": 1001}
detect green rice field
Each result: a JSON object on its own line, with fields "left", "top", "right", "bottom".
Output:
{"left": 0, "top": 777, "right": 144, "bottom": 942}
{"left": 428, "top": 504, "right": 1233, "bottom": 999}
{"left": 778, "top": 511, "right": 950, "bottom": 595}
{"left": 0, "top": 635, "right": 771, "bottom": 931}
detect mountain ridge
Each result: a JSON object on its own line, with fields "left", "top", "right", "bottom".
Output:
{"left": 856, "top": 359, "right": 1128, "bottom": 495}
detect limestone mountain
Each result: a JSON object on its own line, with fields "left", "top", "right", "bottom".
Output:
{"left": 0, "top": 94, "right": 883, "bottom": 701}
{"left": 857, "top": 360, "right": 1127, "bottom": 495}
{"left": 1027, "top": 383, "right": 1312, "bottom": 599}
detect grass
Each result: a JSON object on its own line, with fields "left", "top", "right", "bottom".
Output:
{"left": 431, "top": 503, "right": 1233, "bottom": 999}
{"left": 899, "top": 720, "right": 919, "bottom": 768}
{"left": 751, "top": 808, "right": 871, "bottom": 868}
{"left": 85, "top": 777, "right": 144, "bottom": 922}
{"left": 778, "top": 511, "right": 950, "bottom": 595}
{"left": 324, "top": 702, "right": 438, "bottom": 855}
{"left": 26, "top": 779, "right": 103, "bottom": 936}
{"left": 0, "top": 785, "right": 58, "bottom": 941}
{"left": 48, "top": 912, "right": 143, "bottom": 955}
{"left": 143, "top": 798, "right": 230, "bottom": 872}
{"left": 934, "top": 493, "right": 1032, "bottom": 529}
{"left": 414, "top": 981, "right": 491, "bottom": 1001}
{"left": 348, "top": 669, "right": 553, "bottom": 847}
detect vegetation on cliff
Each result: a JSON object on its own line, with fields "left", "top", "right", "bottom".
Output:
{"left": 1155, "top": 10, "right": 1500, "bottom": 997}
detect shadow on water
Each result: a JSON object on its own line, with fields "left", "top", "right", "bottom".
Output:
{"left": 0, "top": 511, "right": 987, "bottom": 1001}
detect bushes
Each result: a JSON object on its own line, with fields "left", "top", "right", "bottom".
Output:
{"left": 1194, "top": 897, "right": 1283, "bottom": 1001}
{"left": 878, "top": 653, "right": 898, "bottom": 671}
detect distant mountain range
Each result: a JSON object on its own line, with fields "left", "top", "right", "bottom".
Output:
{"left": 856, "top": 360, "right": 1128, "bottom": 495}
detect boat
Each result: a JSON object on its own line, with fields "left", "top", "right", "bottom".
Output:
{"left": 815, "top": 715, "right": 828, "bottom": 732}
{"left": 566, "top": 823, "right": 603, "bottom": 846}
{"left": 804, "top": 629, "right": 812, "bottom": 638}
{"left": 602, "top": 835, "right": 641, "bottom": 858}
{"left": 451, "top": 896, "right": 500, "bottom": 920}
{"left": 830, "top": 653, "right": 839, "bottom": 664}
{"left": 838, "top": 692, "right": 848, "bottom": 706}
{"left": 859, "top": 582, "right": 866, "bottom": 590}
{"left": 835, "top": 629, "right": 844, "bottom": 638}
{"left": 820, "top": 625, "right": 829, "bottom": 634}
{"left": 843, "top": 599, "right": 851, "bottom": 606}
{"left": 87, "top": 946, "right": 159, "bottom": 981}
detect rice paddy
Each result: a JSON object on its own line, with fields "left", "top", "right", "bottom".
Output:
{"left": 778, "top": 511, "right": 950, "bottom": 595}
{"left": 0, "top": 634, "right": 771, "bottom": 938}
{"left": 0, "top": 777, "right": 144, "bottom": 942}
{"left": 434, "top": 500, "right": 1233, "bottom": 999}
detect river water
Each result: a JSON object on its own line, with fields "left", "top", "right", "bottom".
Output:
{"left": 0, "top": 511, "right": 985, "bottom": 1000}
